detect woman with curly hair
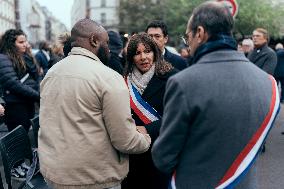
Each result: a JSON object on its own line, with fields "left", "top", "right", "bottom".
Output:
{"left": 122, "top": 33, "right": 177, "bottom": 189}
{"left": 0, "top": 29, "right": 40, "bottom": 132}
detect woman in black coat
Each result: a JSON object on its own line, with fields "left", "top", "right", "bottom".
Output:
{"left": 0, "top": 29, "right": 40, "bottom": 132}
{"left": 122, "top": 33, "right": 177, "bottom": 189}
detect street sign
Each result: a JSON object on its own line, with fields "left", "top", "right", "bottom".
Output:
{"left": 216, "top": 0, "right": 239, "bottom": 18}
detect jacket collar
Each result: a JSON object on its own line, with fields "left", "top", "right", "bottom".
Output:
{"left": 69, "top": 47, "right": 101, "bottom": 62}
{"left": 192, "top": 34, "right": 237, "bottom": 64}
{"left": 196, "top": 49, "right": 250, "bottom": 64}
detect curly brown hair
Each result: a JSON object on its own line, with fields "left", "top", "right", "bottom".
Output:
{"left": 124, "top": 33, "right": 172, "bottom": 76}
{"left": 0, "top": 29, "right": 26, "bottom": 73}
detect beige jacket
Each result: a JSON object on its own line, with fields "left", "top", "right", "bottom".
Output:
{"left": 38, "top": 47, "right": 151, "bottom": 188}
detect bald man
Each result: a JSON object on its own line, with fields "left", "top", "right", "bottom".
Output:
{"left": 38, "top": 19, "right": 151, "bottom": 189}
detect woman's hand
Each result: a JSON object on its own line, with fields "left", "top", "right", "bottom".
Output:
{"left": 0, "top": 104, "right": 5, "bottom": 116}
{"left": 136, "top": 126, "right": 148, "bottom": 134}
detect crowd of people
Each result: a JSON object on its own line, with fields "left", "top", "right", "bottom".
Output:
{"left": 0, "top": 1, "right": 283, "bottom": 189}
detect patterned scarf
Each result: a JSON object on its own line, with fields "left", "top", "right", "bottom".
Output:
{"left": 129, "top": 64, "right": 155, "bottom": 94}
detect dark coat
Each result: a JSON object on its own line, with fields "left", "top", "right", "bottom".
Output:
{"left": 248, "top": 44, "right": 277, "bottom": 75}
{"left": 107, "top": 53, "right": 124, "bottom": 75}
{"left": 0, "top": 54, "right": 39, "bottom": 103}
{"left": 23, "top": 53, "right": 40, "bottom": 91}
{"left": 122, "top": 69, "right": 177, "bottom": 189}
{"left": 274, "top": 48, "right": 284, "bottom": 78}
{"left": 35, "top": 50, "right": 49, "bottom": 75}
{"left": 152, "top": 50, "right": 277, "bottom": 189}
{"left": 48, "top": 53, "right": 64, "bottom": 68}
{"left": 164, "top": 48, "right": 188, "bottom": 71}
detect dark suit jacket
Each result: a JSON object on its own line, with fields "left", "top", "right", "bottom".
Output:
{"left": 164, "top": 48, "right": 188, "bottom": 71}
{"left": 274, "top": 48, "right": 284, "bottom": 78}
{"left": 248, "top": 44, "right": 277, "bottom": 75}
{"left": 123, "top": 69, "right": 177, "bottom": 189}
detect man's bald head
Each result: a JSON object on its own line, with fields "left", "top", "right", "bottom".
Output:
{"left": 70, "top": 19, "right": 110, "bottom": 65}
{"left": 71, "top": 19, "right": 105, "bottom": 39}
{"left": 71, "top": 19, "right": 109, "bottom": 64}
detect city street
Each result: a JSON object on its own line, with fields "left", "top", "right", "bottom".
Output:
{"left": 258, "top": 104, "right": 284, "bottom": 189}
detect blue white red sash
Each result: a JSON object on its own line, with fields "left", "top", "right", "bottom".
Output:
{"left": 125, "top": 76, "right": 161, "bottom": 125}
{"left": 169, "top": 75, "right": 280, "bottom": 189}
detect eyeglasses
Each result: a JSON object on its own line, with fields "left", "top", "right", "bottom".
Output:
{"left": 181, "top": 35, "right": 189, "bottom": 46}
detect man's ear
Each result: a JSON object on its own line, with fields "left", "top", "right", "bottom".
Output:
{"left": 196, "top": 26, "right": 208, "bottom": 44}
{"left": 90, "top": 34, "right": 98, "bottom": 48}
{"left": 164, "top": 35, "right": 169, "bottom": 44}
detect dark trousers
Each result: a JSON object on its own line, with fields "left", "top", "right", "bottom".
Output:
{"left": 275, "top": 77, "right": 284, "bottom": 102}
{"left": 4, "top": 102, "right": 35, "bottom": 132}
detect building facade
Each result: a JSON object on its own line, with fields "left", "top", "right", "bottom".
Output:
{"left": 18, "top": 0, "right": 46, "bottom": 45}
{"left": 71, "top": 0, "right": 119, "bottom": 31}
{"left": 17, "top": 0, "right": 67, "bottom": 46}
{"left": 0, "top": 0, "right": 16, "bottom": 35}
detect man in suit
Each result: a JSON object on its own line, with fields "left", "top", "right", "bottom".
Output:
{"left": 248, "top": 28, "right": 277, "bottom": 75}
{"left": 274, "top": 43, "right": 284, "bottom": 103}
{"left": 146, "top": 20, "right": 188, "bottom": 71}
{"left": 152, "top": 2, "right": 280, "bottom": 189}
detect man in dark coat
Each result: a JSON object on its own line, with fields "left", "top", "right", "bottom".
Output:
{"left": 274, "top": 43, "right": 284, "bottom": 103}
{"left": 248, "top": 28, "right": 277, "bottom": 75}
{"left": 146, "top": 20, "right": 188, "bottom": 71}
{"left": 107, "top": 30, "right": 124, "bottom": 75}
{"left": 152, "top": 2, "right": 280, "bottom": 189}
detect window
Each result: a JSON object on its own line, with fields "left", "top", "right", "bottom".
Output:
{"left": 101, "top": 13, "right": 106, "bottom": 25}
{"left": 101, "top": 0, "right": 106, "bottom": 7}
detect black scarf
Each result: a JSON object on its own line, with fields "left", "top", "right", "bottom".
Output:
{"left": 192, "top": 34, "right": 237, "bottom": 64}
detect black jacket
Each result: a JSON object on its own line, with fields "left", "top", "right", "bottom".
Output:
{"left": 164, "top": 48, "right": 188, "bottom": 71}
{"left": 274, "top": 48, "right": 284, "bottom": 78}
{"left": 123, "top": 69, "right": 177, "bottom": 189}
{"left": 0, "top": 54, "right": 40, "bottom": 103}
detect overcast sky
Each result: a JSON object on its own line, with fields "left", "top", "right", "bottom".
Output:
{"left": 36, "top": 0, "right": 74, "bottom": 30}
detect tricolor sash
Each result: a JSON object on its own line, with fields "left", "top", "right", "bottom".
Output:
{"left": 169, "top": 75, "right": 280, "bottom": 189}
{"left": 125, "top": 76, "right": 161, "bottom": 125}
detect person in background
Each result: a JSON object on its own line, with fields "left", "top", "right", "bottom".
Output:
{"left": 248, "top": 28, "right": 278, "bottom": 153}
{"left": 248, "top": 28, "right": 277, "bottom": 75}
{"left": 58, "top": 32, "right": 72, "bottom": 57}
{"left": 121, "top": 34, "right": 129, "bottom": 69}
{"left": 146, "top": 20, "right": 188, "bottom": 71}
{"left": 107, "top": 30, "right": 124, "bottom": 74}
{"left": 237, "top": 41, "right": 243, "bottom": 52}
{"left": 49, "top": 43, "right": 65, "bottom": 67}
{"left": 242, "top": 38, "right": 254, "bottom": 57}
{"left": 24, "top": 41, "right": 40, "bottom": 91}
{"left": 0, "top": 98, "right": 4, "bottom": 131}
{"left": 179, "top": 46, "right": 190, "bottom": 59}
{"left": 274, "top": 43, "right": 284, "bottom": 103}
{"left": 0, "top": 29, "right": 40, "bottom": 132}
{"left": 122, "top": 33, "right": 177, "bottom": 189}
{"left": 38, "top": 19, "right": 151, "bottom": 189}
{"left": 151, "top": 2, "right": 280, "bottom": 189}
{"left": 0, "top": 102, "right": 4, "bottom": 117}
{"left": 35, "top": 40, "right": 51, "bottom": 77}
{"left": 0, "top": 30, "right": 39, "bottom": 178}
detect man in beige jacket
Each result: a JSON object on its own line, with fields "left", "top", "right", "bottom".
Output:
{"left": 38, "top": 19, "right": 151, "bottom": 189}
